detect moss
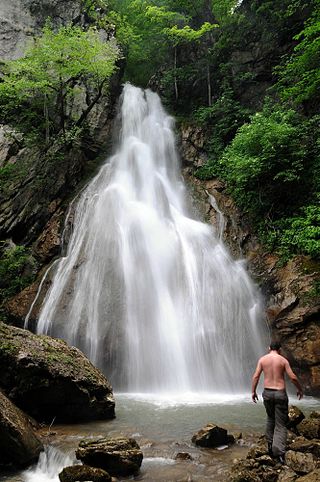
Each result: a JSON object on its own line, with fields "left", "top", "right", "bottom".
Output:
{"left": 300, "top": 279, "right": 320, "bottom": 307}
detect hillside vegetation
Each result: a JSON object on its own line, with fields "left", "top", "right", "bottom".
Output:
{"left": 107, "top": 0, "right": 320, "bottom": 261}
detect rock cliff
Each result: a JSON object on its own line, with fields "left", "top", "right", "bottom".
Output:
{"left": 0, "top": 0, "right": 83, "bottom": 60}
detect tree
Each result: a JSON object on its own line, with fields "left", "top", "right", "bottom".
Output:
{"left": 0, "top": 24, "right": 119, "bottom": 142}
{"left": 276, "top": 4, "right": 320, "bottom": 106}
{"left": 108, "top": 0, "right": 218, "bottom": 90}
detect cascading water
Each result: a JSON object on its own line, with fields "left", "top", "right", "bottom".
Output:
{"left": 32, "top": 83, "right": 266, "bottom": 393}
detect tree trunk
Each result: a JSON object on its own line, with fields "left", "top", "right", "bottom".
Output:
{"left": 59, "top": 77, "right": 66, "bottom": 141}
{"left": 174, "top": 46, "right": 178, "bottom": 101}
{"left": 207, "top": 64, "right": 212, "bottom": 106}
{"left": 75, "top": 79, "right": 107, "bottom": 127}
{"left": 43, "top": 93, "right": 50, "bottom": 144}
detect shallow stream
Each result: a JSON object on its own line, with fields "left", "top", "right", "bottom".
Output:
{"left": 1, "top": 393, "right": 320, "bottom": 482}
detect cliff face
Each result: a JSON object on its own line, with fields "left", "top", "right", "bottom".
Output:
{"left": 0, "top": 0, "right": 83, "bottom": 60}
{"left": 181, "top": 123, "right": 320, "bottom": 396}
{"left": 0, "top": 0, "right": 123, "bottom": 325}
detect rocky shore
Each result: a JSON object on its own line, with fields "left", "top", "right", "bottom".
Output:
{"left": 229, "top": 407, "right": 320, "bottom": 482}
{"left": 0, "top": 322, "right": 115, "bottom": 469}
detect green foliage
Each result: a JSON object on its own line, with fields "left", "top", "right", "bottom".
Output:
{"left": 262, "top": 205, "right": 320, "bottom": 259}
{"left": 109, "top": 0, "right": 217, "bottom": 86}
{"left": 0, "top": 245, "right": 36, "bottom": 304}
{"left": 194, "top": 85, "right": 250, "bottom": 159}
{"left": 211, "top": 0, "right": 239, "bottom": 23}
{"left": 0, "top": 23, "right": 119, "bottom": 141}
{"left": 199, "top": 102, "right": 319, "bottom": 259}
{"left": 220, "top": 107, "right": 310, "bottom": 216}
{"left": 164, "top": 22, "right": 217, "bottom": 43}
{"left": 276, "top": 4, "right": 320, "bottom": 105}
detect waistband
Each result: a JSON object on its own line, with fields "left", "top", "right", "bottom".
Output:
{"left": 264, "top": 388, "right": 286, "bottom": 392}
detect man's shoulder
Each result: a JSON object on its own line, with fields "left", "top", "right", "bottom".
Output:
{"left": 259, "top": 353, "right": 287, "bottom": 364}
{"left": 258, "top": 354, "right": 269, "bottom": 364}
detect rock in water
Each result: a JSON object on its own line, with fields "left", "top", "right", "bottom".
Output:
{"left": 76, "top": 436, "right": 143, "bottom": 476}
{"left": 192, "top": 423, "right": 231, "bottom": 448}
{"left": 0, "top": 390, "right": 43, "bottom": 467}
{"left": 288, "top": 405, "right": 305, "bottom": 430}
{"left": 0, "top": 322, "right": 115, "bottom": 422}
{"left": 59, "top": 465, "right": 111, "bottom": 482}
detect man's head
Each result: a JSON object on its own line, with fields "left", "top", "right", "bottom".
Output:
{"left": 269, "top": 341, "right": 281, "bottom": 352}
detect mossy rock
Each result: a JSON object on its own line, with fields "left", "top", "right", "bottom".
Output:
{"left": 0, "top": 322, "right": 115, "bottom": 422}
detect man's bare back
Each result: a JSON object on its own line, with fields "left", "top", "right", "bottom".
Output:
{"left": 259, "top": 352, "right": 290, "bottom": 390}
{"left": 252, "top": 348, "right": 303, "bottom": 402}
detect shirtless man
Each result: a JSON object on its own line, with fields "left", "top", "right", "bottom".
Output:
{"left": 251, "top": 341, "right": 303, "bottom": 462}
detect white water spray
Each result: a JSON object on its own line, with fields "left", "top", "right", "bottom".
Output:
{"left": 33, "top": 83, "right": 266, "bottom": 392}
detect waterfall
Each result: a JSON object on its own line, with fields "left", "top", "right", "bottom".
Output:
{"left": 33, "top": 83, "right": 266, "bottom": 393}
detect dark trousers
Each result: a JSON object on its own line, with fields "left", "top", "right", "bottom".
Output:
{"left": 262, "top": 388, "right": 288, "bottom": 457}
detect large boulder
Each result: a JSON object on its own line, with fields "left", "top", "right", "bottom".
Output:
{"left": 285, "top": 450, "right": 316, "bottom": 475}
{"left": 297, "top": 419, "right": 320, "bottom": 440}
{"left": 0, "top": 390, "right": 43, "bottom": 467}
{"left": 59, "top": 465, "right": 111, "bottom": 482}
{"left": 289, "top": 437, "right": 320, "bottom": 457}
{"left": 76, "top": 436, "right": 143, "bottom": 477}
{"left": 0, "top": 322, "right": 115, "bottom": 422}
{"left": 192, "top": 423, "right": 235, "bottom": 448}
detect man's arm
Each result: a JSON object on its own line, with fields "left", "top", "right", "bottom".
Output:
{"left": 285, "top": 359, "right": 303, "bottom": 399}
{"left": 251, "top": 360, "right": 262, "bottom": 403}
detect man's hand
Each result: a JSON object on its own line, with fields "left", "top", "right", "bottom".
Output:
{"left": 252, "top": 391, "right": 259, "bottom": 403}
{"left": 297, "top": 389, "right": 303, "bottom": 400}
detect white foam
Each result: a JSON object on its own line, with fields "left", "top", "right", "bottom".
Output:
{"left": 117, "top": 392, "right": 251, "bottom": 408}
{"left": 143, "top": 457, "right": 176, "bottom": 466}
{"left": 23, "top": 446, "right": 75, "bottom": 482}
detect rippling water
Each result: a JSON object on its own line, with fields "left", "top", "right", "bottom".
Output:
{"left": 1, "top": 394, "right": 319, "bottom": 482}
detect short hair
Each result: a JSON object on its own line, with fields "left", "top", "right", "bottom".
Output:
{"left": 270, "top": 341, "right": 281, "bottom": 351}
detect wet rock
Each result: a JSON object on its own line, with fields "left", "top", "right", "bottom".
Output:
{"left": 0, "top": 322, "right": 115, "bottom": 422}
{"left": 180, "top": 123, "right": 207, "bottom": 167}
{"left": 255, "top": 455, "right": 275, "bottom": 466}
{"left": 192, "top": 423, "right": 231, "bottom": 448}
{"left": 309, "top": 411, "right": 320, "bottom": 419}
{"left": 288, "top": 406, "right": 305, "bottom": 430}
{"left": 76, "top": 436, "right": 143, "bottom": 477}
{"left": 277, "top": 468, "right": 298, "bottom": 482}
{"left": 59, "top": 464, "right": 111, "bottom": 482}
{"left": 4, "top": 277, "right": 49, "bottom": 329}
{"left": 289, "top": 437, "right": 320, "bottom": 457}
{"left": 0, "top": 390, "right": 43, "bottom": 467}
{"left": 297, "top": 419, "right": 320, "bottom": 440}
{"left": 175, "top": 452, "right": 193, "bottom": 460}
{"left": 285, "top": 450, "right": 315, "bottom": 475}
{"left": 247, "top": 438, "right": 268, "bottom": 459}
{"left": 33, "top": 210, "right": 63, "bottom": 262}
{"left": 277, "top": 467, "right": 299, "bottom": 482}
{"left": 0, "top": 125, "right": 23, "bottom": 167}
{"left": 295, "top": 469, "right": 320, "bottom": 481}
{"left": 229, "top": 459, "right": 262, "bottom": 482}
